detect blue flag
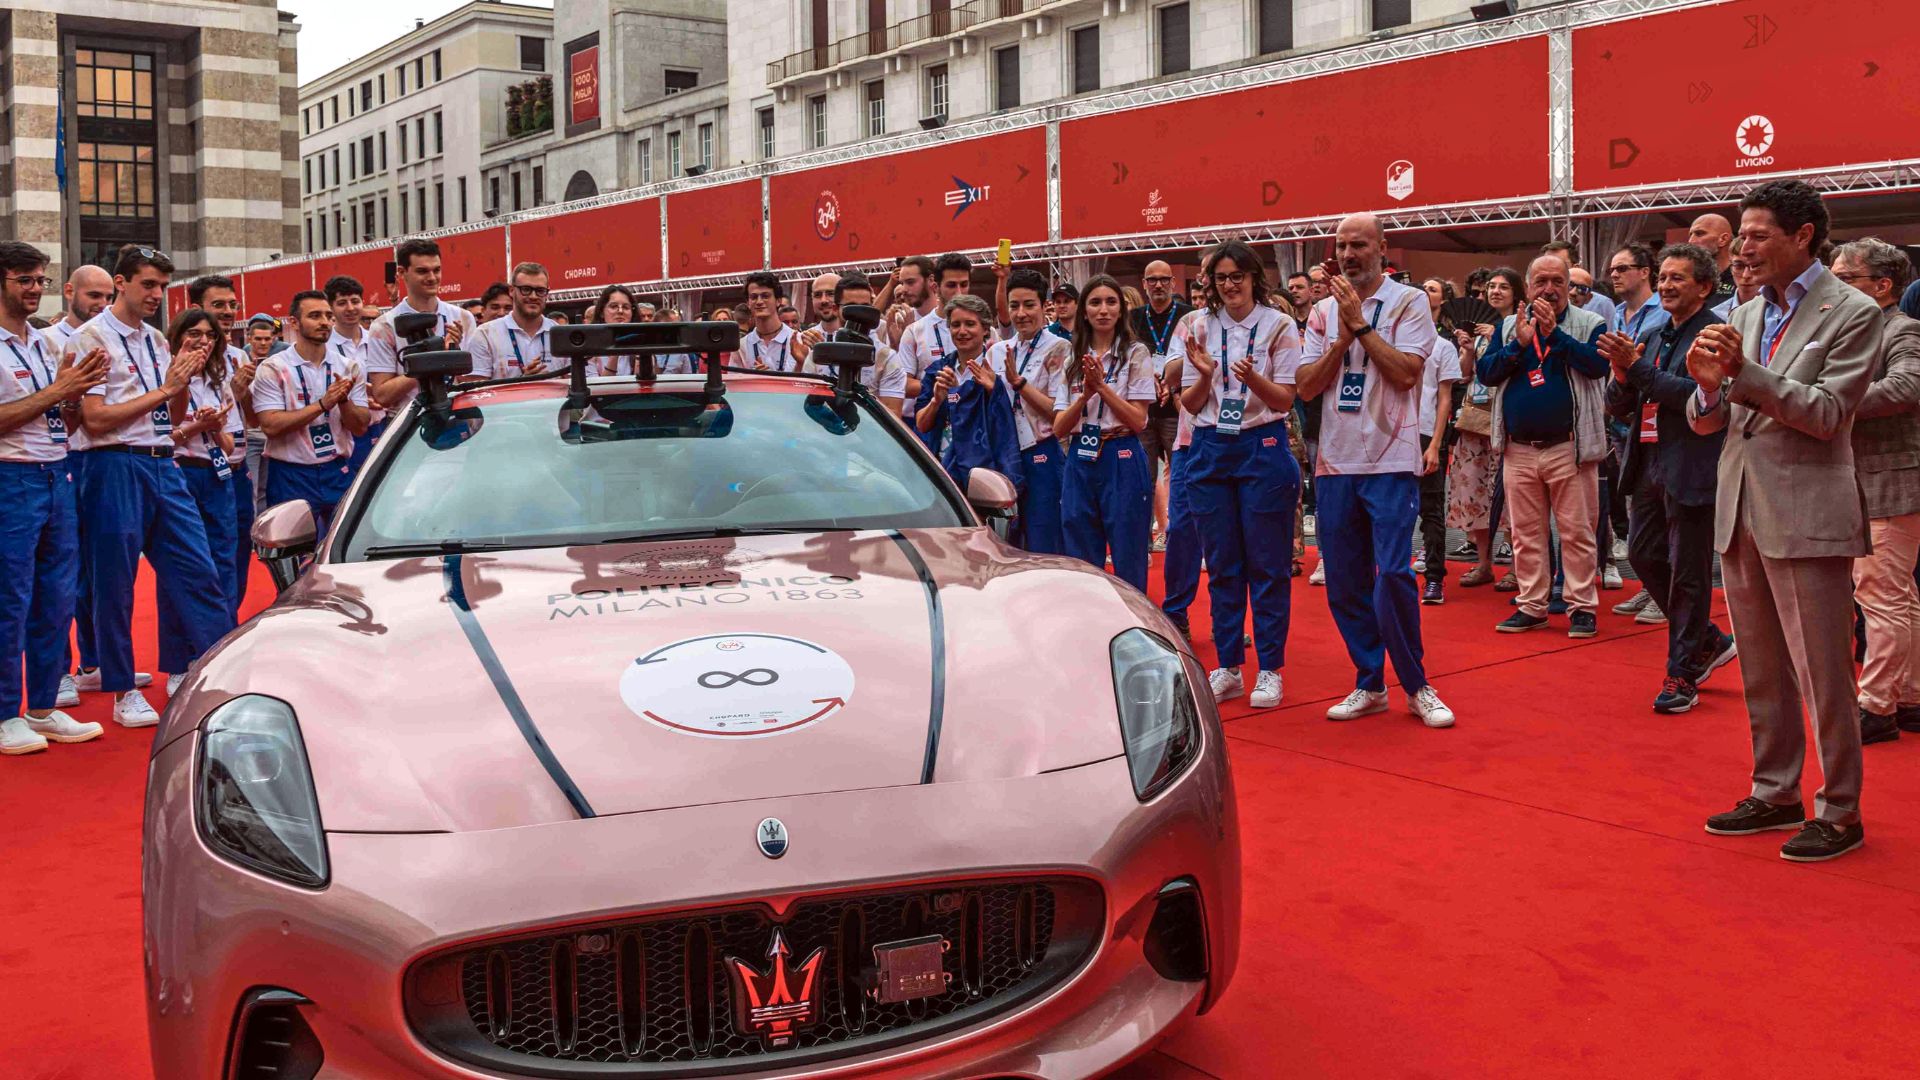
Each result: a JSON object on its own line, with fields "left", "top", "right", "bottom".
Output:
{"left": 54, "top": 91, "right": 66, "bottom": 192}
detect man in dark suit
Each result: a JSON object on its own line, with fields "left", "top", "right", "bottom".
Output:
{"left": 1686, "top": 181, "right": 1882, "bottom": 862}
{"left": 1599, "top": 244, "right": 1735, "bottom": 714}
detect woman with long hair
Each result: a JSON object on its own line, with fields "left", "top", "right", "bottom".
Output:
{"left": 157, "top": 308, "right": 242, "bottom": 681}
{"left": 1174, "top": 241, "right": 1302, "bottom": 707}
{"left": 592, "top": 284, "right": 639, "bottom": 375}
{"left": 1446, "top": 265, "right": 1523, "bottom": 586}
{"left": 1052, "top": 275, "right": 1157, "bottom": 589}
{"left": 914, "top": 293, "right": 1021, "bottom": 491}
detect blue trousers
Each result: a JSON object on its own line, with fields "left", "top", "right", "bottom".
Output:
{"left": 1015, "top": 437, "right": 1065, "bottom": 554}
{"left": 78, "top": 452, "right": 232, "bottom": 693}
{"left": 1161, "top": 446, "right": 1202, "bottom": 623}
{"left": 1316, "top": 472, "right": 1428, "bottom": 693}
{"left": 158, "top": 463, "right": 238, "bottom": 674}
{"left": 229, "top": 459, "right": 256, "bottom": 623}
{"left": 1188, "top": 426, "right": 1300, "bottom": 671}
{"left": 348, "top": 417, "right": 387, "bottom": 477}
{"left": 1062, "top": 433, "right": 1152, "bottom": 592}
{"left": 66, "top": 451, "right": 97, "bottom": 672}
{"left": 265, "top": 457, "right": 354, "bottom": 544}
{"left": 0, "top": 461, "right": 78, "bottom": 718}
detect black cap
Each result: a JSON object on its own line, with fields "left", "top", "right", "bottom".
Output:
{"left": 1050, "top": 282, "right": 1079, "bottom": 301}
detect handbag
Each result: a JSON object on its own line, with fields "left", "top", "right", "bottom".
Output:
{"left": 1454, "top": 401, "right": 1493, "bottom": 437}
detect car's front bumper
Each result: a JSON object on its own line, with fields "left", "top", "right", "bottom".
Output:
{"left": 145, "top": 737, "right": 1238, "bottom": 1079}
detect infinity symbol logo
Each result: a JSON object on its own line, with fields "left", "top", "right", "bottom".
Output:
{"left": 698, "top": 668, "right": 780, "bottom": 689}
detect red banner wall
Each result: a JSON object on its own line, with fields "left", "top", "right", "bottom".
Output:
{"left": 311, "top": 247, "right": 397, "bottom": 310}
{"left": 666, "top": 181, "right": 764, "bottom": 277}
{"left": 509, "top": 200, "right": 661, "bottom": 293}
{"left": 435, "top": 227, "right": 507, "bottom": 301}
{"left": 166, "top": 284, "right": 188, "bottom": 322}
{"left": 769, "top": 128, "right": 1048, "bottom": 267}
{"left": 1573, "top": 0, "right": 1919, "bottom": 191}
{"left": 239, "top": 261, "right": 315, "bottom": 319}
{"left": 1059, "top": 38, "right": 1550, "bottom": 239}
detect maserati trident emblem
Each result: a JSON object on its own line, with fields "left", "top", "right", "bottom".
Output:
{"left": 756, "top": 816, "right": 789, "bottom": 858}
{"left": 725, "top": 927, "right": 826, "bottom": 1049}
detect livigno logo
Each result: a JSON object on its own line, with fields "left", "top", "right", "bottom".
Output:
{"left": 1734, "top": 115, "right": 1776, "bottom": 169}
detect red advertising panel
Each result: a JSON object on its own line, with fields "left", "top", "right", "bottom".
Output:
{"left": 1059, "top": 38, "right": 1550, "bottom": 239}
{"left": 666, "top": 181, "right": 764, "bottom": 277}
{"left": 435, "top": 227, "right": 507, "bottom": 301}
{"left": 509, "top": 200, "right": 661, "bottom": 292}
{"left": 311, "top": 247, "right": 397, "bottom": 310}
{"left": 1573, "top": 0, "right": 1920, "bottom": 191}
{"left": 769, "top": 127, "right": 1048, "bottom": 268}
{"left": 569, "top": 45, "right": 600, "bottom": 127}
{"left": 166, "top": 284, "right": 189, "bottom": 322}
{"left": 239, "top": 260, "right": 314, "bottom": 319}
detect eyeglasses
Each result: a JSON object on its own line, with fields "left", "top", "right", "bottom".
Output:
{"left": 513, "top": 284, "right": 549, "bottom": 297}
{"left": 1606, "top": 264, "right": 1647, "bottom": 275}
{"left": 1569, "top": 284, "right": 1593, "bottom": 295}
{"left": 1211, "top": 271, "right": 1248, "bottom": 286}
{"left": 4, "top": 275, "right": 52, "bottom": 289}
{"left": 1144, "top": 275, "right": 1175, "bottom": 285}
{"left": 181, "top": 328, "right": 215, "bottom": 340}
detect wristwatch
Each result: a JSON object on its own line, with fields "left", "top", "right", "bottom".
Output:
{"left": 1352, "top": 323, "right": 1376, "bottom": 338}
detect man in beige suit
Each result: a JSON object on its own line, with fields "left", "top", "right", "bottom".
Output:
{"left": 1685, "top": 180, "right": 1882, "bottom": 862}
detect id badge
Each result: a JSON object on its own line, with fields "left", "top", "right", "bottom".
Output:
{"left": 1527, "top": 367, "right": 1547, "bottom": 388}
{"left": 45, "top": 409, "right": 67, "bottom": 444}
{"left": 1471, "top": 383, "right": 1491, "bottom": 405}
{"left": 150, "top": 402, "right": 173, "bottom": 435}
{"left": 1075, "top": 421, "right": 1103, "bottom": 461}
{"left": 208, "top": 443, "right": 234, "bottom": 480}
{"left": 307, "top": 422, "right": 338, "bottom": 459}
{"left": 1336, "top": 370, "right": 1366, "bottom": 413}
{"left": 1639, "top": 400, "right": 1660, "bottom": 444}
{"left": 1217, "top": 396, "right": 1246, "bottom": 436}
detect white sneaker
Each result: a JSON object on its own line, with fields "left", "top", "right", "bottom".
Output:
{"left": 114, "top": 691, "right": 161, "bottom": 728}
{"left": 1326, "top": 688, "right": 1389, "bottom": 721}
{"left": 1410, "top": 685, "right": 1456, "bottom": 728}
{"left": 1, "top": 717, "right": 49, "bottom": 755}
{"left": 1612, "top": 588, "right": 1652, "bottom": 615}
{"left": 25, "top": 710, "right": 103, "bottom": 744}
{"left": 1250, "top": 670, "right": 1283, "bottom": 708}
{"left": 1412, "top": 556, "right": 1427, "bottom": 575}
{"left": 1309, "top": 562, "right": 1326, "bottom": 586}
{"left": 75, "top": 669, "right": 153, "bottom": 691}
{"left": 1636, "top": 599, "right": 1667, "bottom": 625}
{"left": 1602, "top": 565, "right": 1624, "bottom": 590}
{"left": 166, "top": 673, "right": 185, "bottom": 696}
{"left": 1612, "top": 538, "right": 1628, "bottom": 561}
{"left": 56, "top": 674, "right": 80, "bottom": 708}
{"left": 1207, "top": 667, "right": 1244, "bottom": 703}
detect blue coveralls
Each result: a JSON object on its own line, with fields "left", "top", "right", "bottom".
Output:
{"left": 1, "top": 331, "right": 79, "bottom": 719}
{"left": 913, "top": 353, "right": 1024, "bottom": 496}
{"left": 1061, "top": 351, "right": 1152, "bottom": 591}
{"left": 158, "top": 379, "right": 240, "bottom": 670}
{"left": 1185, "top": 318, "right": 1299, "bottom": 672}
{"left": 1006, "top": 333, "right": 1065, "bottom": 554}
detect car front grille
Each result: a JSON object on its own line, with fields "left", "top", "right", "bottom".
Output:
{"left": 406, "top": 877, "right": 1103, "bottom": 1077}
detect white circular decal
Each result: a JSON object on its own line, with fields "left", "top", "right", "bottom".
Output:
{"left": 621, "top": 633, "right": 854, "bottom": 739}
{"left": 1735, "top": 115, "right": 1775, "bottom": 157}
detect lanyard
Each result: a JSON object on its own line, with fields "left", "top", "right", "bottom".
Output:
{"left": 1343, "top": 299, "right": 1385, "bottom": 369}
{"left": 1764, "top": 305, "right": 1798, "bottom": 367}
{"left": 1089, "top": 347, "right": 1123, "bottom": 421}
{"left": 506, "top": 324, "right": 544, "bottom": 368}
{"left": 292, "top": 358, "right": 333, "bottom": 408}
{"left": 929, "top": 321, "right": 948, "bottom": 360}
{"left": 1142, "top": 304, "right": 1179, "bottom": 355}
{"left": 1016, "top": 333, "right": 1045, "bottom": 378}
{"left": 1218, "top": 316, "right": 1255, "bottom": 394}
{"left": 119, "top": 329, "right": 164, "bottom": 392}
{"left": 752, "top": 333, "right": 788, "bottom": 371}
{"left": 5, "top": 337, "right": 51, "bottom": 390}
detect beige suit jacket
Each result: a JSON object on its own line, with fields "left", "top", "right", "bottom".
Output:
{"left": 1685, "top": 266, "right": 1881, "bottom": 559}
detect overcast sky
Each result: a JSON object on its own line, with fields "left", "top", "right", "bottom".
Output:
{"left": 284, "top": 0, "right": 553, "bottom": 85}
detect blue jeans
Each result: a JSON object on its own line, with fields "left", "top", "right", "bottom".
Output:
{"left": 0, "top": 461, "right": 78, "bottom": 717}
{"left": 1187, "top": 426, "right": 1299, "bottom": 670}
{"left": 1316, "top": 472, "right": 1428, "bottom": 694}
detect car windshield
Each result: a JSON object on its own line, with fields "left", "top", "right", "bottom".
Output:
{"left": 335, "top": 384, "right": 968, "bottom": 561}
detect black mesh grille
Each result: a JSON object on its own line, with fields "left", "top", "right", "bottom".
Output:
{"left": 408, "top": 878, "right": 1100, "bottom": 1076}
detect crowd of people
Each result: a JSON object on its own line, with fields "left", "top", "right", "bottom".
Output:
{"left": 3, "top": 179, "right": 1915, "bottom": 861}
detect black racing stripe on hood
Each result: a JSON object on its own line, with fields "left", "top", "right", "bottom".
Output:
{"left": 443, "top": 554, "right": 596, "bottom": 818}
{"left": 888, "top": 531, "right": 946, "bottom": 784}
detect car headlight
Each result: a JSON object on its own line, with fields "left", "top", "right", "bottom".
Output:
{"left": 1109, "top": 629, "right": 1202, "bottom": 801}
{"left": 195, "top": 695, "right": 330, "bottom": 889}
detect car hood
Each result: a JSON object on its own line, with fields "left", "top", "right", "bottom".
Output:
{"left": 181, "top": 529, "right": 1156, "bottom": 833}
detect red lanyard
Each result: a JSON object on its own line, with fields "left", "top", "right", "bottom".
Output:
{"left": 1764, "top": 307, "right": 1796, "bottom": 367}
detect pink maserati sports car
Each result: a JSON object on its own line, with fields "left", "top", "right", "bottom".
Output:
{"left": 143, "top": 319, "right": 1240, "bottom": 1079}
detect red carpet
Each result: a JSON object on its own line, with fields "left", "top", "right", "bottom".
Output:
{"left": 5, "top": 553, "right": 1919, "bottom": 1079}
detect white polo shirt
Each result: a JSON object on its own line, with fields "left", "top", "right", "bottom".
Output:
{"left": 992, "top": 328, "right": 1069, "bottom": 450}
{"left": 1053, "top": 341, "right": 1156, "bottom": 435}
{"left": 897, "top": 311, "right": 952, "bottom": 379}
{"left": 251, "top": 348, "right": 369, "bottom": 465}
{"left": 1175, "top": 305, "right": 1301, "bottom": 431}
{"left": 737, "top": 324, "right": 799, "bottom": 372}
{"left": 175, "top": 368, "right": 243, "bottom": 463}
{"left": 366, "top": 297, "right": 477, "bottom": 407}
{"left": 467, "top": 314, "right": 563, "bottom": 378}
{"left": 1419, "top": 337, "right": 1463, "bottom": 440}
{"left": 76, "top": 308, "right": 176, "bottom": 449}
{"left": 326, "top": 327, "right": 382, "bottom": 424}
{"left": 41, "top": 317, "right": 85, "bottom": 361}
{"left": 0, "top": 322, "right": 67, "bottom": 463}
{"left": 1301, "top": 276, "right": 1436, "bottom": 476}
{"left": 805, "top": 337, "right": 908, "bottom": 401}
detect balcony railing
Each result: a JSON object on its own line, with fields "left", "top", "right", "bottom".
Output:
{"left": 767, "top": 6, "right": 987, "bottom": 86}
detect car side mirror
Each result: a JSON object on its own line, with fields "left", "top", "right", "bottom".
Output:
{"left": 253, "top": 500, "right": 317, "bottom": 592}
{"left": 965, "top": 468, "right": 1018, "bottom": 519}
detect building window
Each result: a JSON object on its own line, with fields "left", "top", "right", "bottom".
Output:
{"left": 489, "top": 175, "right": 501, "bottom": 213}
{"left": 398, "top": 123, "right": 409, "bottom": 164}
{"left": 360, "top": 79, "right": 373, "bottom": 112}
{"left": 434, "top": 181, "right": 445, "bottom": 227}
{"left": 638, "top": 138, "right": 653, "bottom": 184}
{"left": 697, "top": 123, "right": 713, "bottom": 169}
{"left": 347, "top": 93, "right": 355, "bottom": 118}
{"left": 1070, "top": 28, "right": 1098, "bottom": 94}
{"left": 303, "top": 109, "right": 310, "bottom": 136}
{"left": 808, "top": 94, "right": 827, "bottom": 148}
{"left": 317, "top": 213, "right": 326, "bottom": 249}
{"left": 379, "top": 131, "right": 387, "bottom": 170}
{"left": 303, "top": 158, "right": 312, "bottom": 194}
{"left": 532, "top": 166, "right": 544, "bottom": 205}
{"left": 458, "top": 176, "right": 468, "bottom": 222}
{"left": 74, "top": 47, "right": 154, "bottom": 121}
{"left": 74, "top": 141, "right": 156, "bottom": 218}
{"left": 511, "top": 171, "right": 523, "bottom": 211}
{"left": 367, "top": 200, "right": 379, "bottom": 240}
{"left": 864, "top": 80, "right": 885, "bottom": 138}
{"left": 378, "top": 74, "right": 386, "bottom": 103}
{"left": 925, "top": 64, "right": 949, "bottom": 122}
{"left": 665, "top": 69, "right": 698, "bottom": 95}
{"left": 416, "top": 117, "right": 426, "bottom": 160}
{"left": 993, "top": 46, "right": 1021, "bottom": 111}
{"left": 1258, "top": 0, "right": 1293, "bottom": 54}
{"left": 520, "top": 36, "right": 545, "bottom": 72}
{"left": 434, "top": 112, "right": 443, "bottom": 154}
{"left": 414, "top": 57, "right": 425, "bottom": 87}
{"left": 330, "top": 147, "right": 340, "bottom": 184}
{"left": 1158, "top": 4, "right": 1191, "bottom": 75}
{"left": 399, "top": 192, "right": 408, "bottom": 233}
{"left": 334, "top": 209, "right": 343, "bottom": 243}
{"left": 757, "top": 108, "right": 774, "bottom": 160}
{"left": 1371, "top": 0, "right": 1411, "bottom": 30}
{"left": 667, "top": 130, "right": 682, "bottom": 175}
{"left": 432, "top": 49, "right": 442, "bottom": 81}
{"left": 398, "top": 64, "right": 407, "bottom": 95}
{"left": 361, "top": 135, "right": 375, "bottom": 176}
{"left": 379, "top": 196, "right": 389, "bottom": 237}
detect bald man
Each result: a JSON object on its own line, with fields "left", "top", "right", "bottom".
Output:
{"left": 1131, "top": 259, "right": 1200, "bottom": 628}
{"left": 1689, "top": 213, "right": 1739, "bottom": 306}
{"left": 44, "top": 265, "right": 115, "bottom": 359}
{"left": 791, "top": 272, "right": 842, "bottom": 364}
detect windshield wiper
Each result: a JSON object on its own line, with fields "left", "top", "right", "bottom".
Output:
{"left": 361, "top": 538, "right": 525, "bottom": 559}
{"left": 593, "top": 525, "right": 856, "bottom": 545}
